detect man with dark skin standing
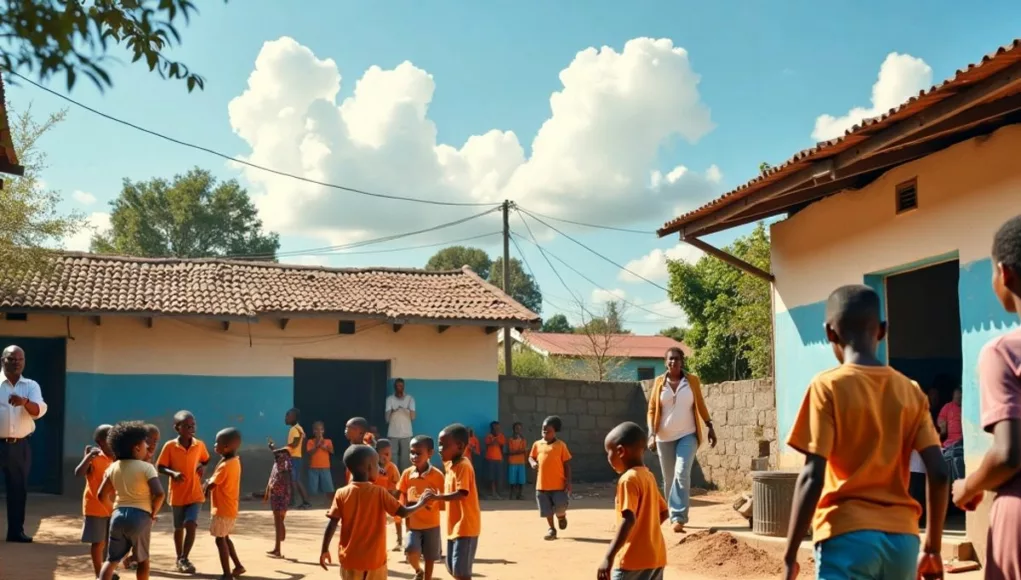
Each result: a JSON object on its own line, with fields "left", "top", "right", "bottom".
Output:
{"left": 0, "top": 345, "right": 47, "bottom": 543}
{"left": 385, "top": 379, "right": 416, "bottom": 472}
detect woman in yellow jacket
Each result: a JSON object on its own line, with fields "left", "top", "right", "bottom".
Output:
{"left": 646, "top": 346, "right": 718, "bottom": 533}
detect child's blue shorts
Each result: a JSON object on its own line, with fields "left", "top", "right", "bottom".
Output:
{"left": 815, "top": 530, "right": 919, "bottom": 580}
{"left": 508, "top": 463, "right": 526, "bottom": 485}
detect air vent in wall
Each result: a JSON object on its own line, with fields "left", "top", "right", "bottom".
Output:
{"left": 338, "top": 321, "right": 356, "bottom": 334}
{"left": 4, "top": 313, "right": 27, "bottom": 321}
{"left": 896, "top": 180, "right": 918, "bottom": 214}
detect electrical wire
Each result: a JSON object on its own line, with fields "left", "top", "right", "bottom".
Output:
{"left": 514, "top": 205, "right": 653, "bottom": 235}
{"left": 9, "top": 70, "right": 499, "bottom": 208}
{"left": 513, "top": 210, "right": 584, "bottom": 307}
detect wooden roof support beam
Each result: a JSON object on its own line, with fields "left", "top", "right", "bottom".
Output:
{"left": 145, "top": 317, "right": 153, "bottom": 328}
{"left": 90, "top": 316, "right": 101, "bottom": 326}
{"left": 393, "top": 323, "right": 403, "bottom": 333}
{"left": 221, "top": 321, "right": 230, "bottom": 332}
{"left": 279, "top": 318, "right": 289, "bottom": 330}
{"left": 676, "top": 60, "right": 1021, "bottom": 238}
{"left": 683, "top": 237, "right": 774, "bottom": 282}
{"left": 438, "top": 325, "right": 450, "bottom": 333}
{"left": 485, "top": 326, "right": 498, "bottom": 335}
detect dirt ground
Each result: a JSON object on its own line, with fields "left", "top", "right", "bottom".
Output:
{"left": 0, "top": 486, "right": 980, "bottom": 580}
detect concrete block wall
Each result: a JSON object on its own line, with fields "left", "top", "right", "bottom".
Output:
{"left": 694, "top": 379, "right": 778, "bottom": 490}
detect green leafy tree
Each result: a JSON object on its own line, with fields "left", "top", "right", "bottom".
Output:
{"left": 425, "top": 246, "right": 492, "bottom": 278}
{"left": 487, "top": 256, "right": 542, "bottom": 315}
{"left": 92, "top": 168, "right": 279, "bottom": 259}
{"left": 666, "top": 223, "right": 771, "bottom": 382}
{"left": 498, "top": 348, "right": 569, "bottom": 379}
{"left": 1, "top": 104, "right": 83, "bottom": 286}
{"left": 540, "top": 313, "right": 572, "bottom": 333}
{"left": 575, "top": 300, "right": 629, "bottom": 335}
{"left": 1, "top": 0, "right": 223, "bottom": 92}
{"left": 659, "top": 326, "right": 688, "bottom": 343}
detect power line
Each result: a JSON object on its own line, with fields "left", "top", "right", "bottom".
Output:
{"left": 513, "top": 209, "right": 583, "bottom": 307}
{"left": 10, "top": 70, "right": 499, "bottom": 209}
{"left": 318, "top": 231, "right": 500, "bottom": 257}
{"left": 517, "top": 207, "right": 670, "bottom": 293}
{"left": 514, "top": 205, "right": 653, "bottom": 235}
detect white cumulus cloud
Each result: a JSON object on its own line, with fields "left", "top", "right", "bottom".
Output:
{"left": 588, "top": 287, "right": 687, "bottom": 329}
{"left": 620, "top": 243, "right": 704, "bottom": 283}
{"left": 812, "top": 53, "right": 932, "bottom": 142}
{"left": 227, "top": 37, "right": 721, "bottom": 245}
{"left": 64, "top": 212, "right": 111, "bottom": 252}
{"left": 72, "top": 190, "right": 96, "bottom": 205}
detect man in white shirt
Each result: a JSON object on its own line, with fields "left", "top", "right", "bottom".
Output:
{"left": 0, "top": 345, "right": 47, "bottom": 543}
{"left": 384, "top": 378, "right": 416, "bottom": 471}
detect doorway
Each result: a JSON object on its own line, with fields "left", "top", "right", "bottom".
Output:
{"left": 292, "top": 359, "right": 389, "bottom": 483}
{"left": 0, "top": 336, "right": 66, "bottom": 494}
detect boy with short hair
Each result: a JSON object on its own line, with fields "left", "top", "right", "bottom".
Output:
{"left": 952, "top": 215, "right": 1021, "bottom": 578}
{"left": 435, "top": 423, "right": 482, "bottom": 580}
{"left": 484, "top": 421, "right": 506, "bottom": 499}
{"left": 97, "top": 421, "right": 166, "bottom": 580}
{"left": 156, "top": 410, "right": 210, "bottom": 574}
{"left": 374, "top": 438, "right": 403, "bottom": 550}
{"left": 144, "top": 424, "right": 160, "bottom": 463}
{"left": 598, "top": 422, "right": 667, "bottom": 580}
{"left": 507, "top": 422, "right": 527, "bottom": 500}
{"left": 319, "top": 444, "right": 435, "bottom": 579}
{"left": 283, "top": 408, "right": 312, "bottom": 509}
{"left": 204, "top": 428, "right": 244, "bottom": 580}
{"left": 306, "top": 420, "right": 335, "bottom": 502}
{"left": 342, "top": 416, "right": 371, "bottom": 484}
{"left": 782, "top": 285, "right": 949, "bottom": 580}
{"left": 75, "top": 423, "right": 115, "bottom": 579}
{"left": 529, "top": 415, "right": 572, "bottom": 540}
{"left": 398, "top": 435, "right": 446, "bottom": 580}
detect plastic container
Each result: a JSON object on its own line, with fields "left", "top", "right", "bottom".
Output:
{"left": 751, "top": 470, "right": 799, "bottom": 537}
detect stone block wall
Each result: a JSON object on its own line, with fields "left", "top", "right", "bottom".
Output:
{"left": 694, "top": 379, "right": 778, "bottom": 490}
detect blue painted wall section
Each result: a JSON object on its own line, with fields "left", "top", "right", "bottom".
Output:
{"left": 387, "top": 378, "right": 499, "bottom": 451}
{"left": 773, "top": 299, "right": 833, "bottom": 458}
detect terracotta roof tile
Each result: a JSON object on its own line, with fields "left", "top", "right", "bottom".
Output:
{"left": 659, "top": 39, "right": 1021, "bottom": 237}
{"left": 0, "top": 253, "right": 540, "bottom": 325}
{"left": 519, "top": 331, "right": 691, "bottom": 359}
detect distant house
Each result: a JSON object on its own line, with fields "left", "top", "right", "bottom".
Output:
{"left": 0, "top": 254, "right": 539, "bottom": 495}
{"left": 501, "top": 329, "right": 691, "bottom": 381}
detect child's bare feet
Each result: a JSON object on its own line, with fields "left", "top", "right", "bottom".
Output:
{"left": 232, "top": 566, "right": 246, "bottom": 577}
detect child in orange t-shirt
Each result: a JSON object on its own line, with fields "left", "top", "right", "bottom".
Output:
{"left": 204, "top": 428, "right": 244, "bottom": 580}
{"left": 484, "top": 421, "right": 506, "bottom": 499}
{"left": 156, "top": 410, "right": 210, "bottom": 574}
{"left": 436, "top": 423, "right": 483, "bottom": 580}
{"left": 529, "top": 415, "right": 573, "bottom": 541}
{"left": 75, "top": 423, "right": 115, "bottom": 579}
{"left": 306, "top": 421, "right": 335, "bottom": 502}
{"left": 398, "top": 435, "right": 446, "bottom": 580}
{"left": 374, "top": 439, "right": 403, "bottom": 551}
{"left": 598, "top": 422, "right": 667, "bottom": 580}
{"left": 507, "top": 422, "right": 528, "bottom": 500}
{"left": 320, "top": 444, "right": 435, "bottom": 579}
{"left": 342, "top": 417, "right": 370, "bottom": 485}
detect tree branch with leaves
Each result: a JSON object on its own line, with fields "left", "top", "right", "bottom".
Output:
{"left": 571, "top": 299, "right": 629, "bottom": 382}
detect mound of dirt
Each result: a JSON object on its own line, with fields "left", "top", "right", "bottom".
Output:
{"left": 668, "top": 529, "right": 814, "bottom": 578}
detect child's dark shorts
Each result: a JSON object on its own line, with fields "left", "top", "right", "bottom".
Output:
{"left": 612, "top": 569, "right": 664, "bottom": 580}
{"left": 486, "top": 459, "right": 502, "bottom": 483}
{"left": 172, "top": 502, "right": 202, "bottom": 528}
{"left": 536, "top": 489, "right": 569, "bottom": 518}
{"left": 446, "top": 536, "right": 478, "bottom": 578}
{"left": 80, "top": 515, "right": 110, "bottom": 544}
{"left": 107, "top": 507, "right": 153, "bottom": 563}
{"left": 405, "top": 526, "right": 442, "bottom": 561}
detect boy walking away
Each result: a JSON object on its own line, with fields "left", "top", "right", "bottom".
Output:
{"left": 76, "top": 424, "right": 115, "bottom": 580}
{"left": 204, "top": 428, "right": 244, "bottom": 580}
{"left": 319, "top": 444, "right": 435, "bottom": 579}
{"left": 156, "top": 410, "right": 210, "bottom": 574}
{"left": 598, "top": 422, "right": 667, "bottom": 580}
{"left": 782, "top": 285, "right": 949, "bottom": 580}
{"left": 265, "top": 447, "right": 292, "bottom": 558}
{"left": 529, "top": 415, "right": 572, "bottom": 540}
{"left": 283, "top": 408, "right": 312, "bottom": 509}
{"left": 342, "top": 417, "right": 371, "bottom": 484}
{"left": 436, "top": 423, "right": 483, "bottom": 580}
{"left": 507, "top": 422, "right": 527, "bottom": 500}
{"left": 484, "top": 421, "right": 506, "bottom": 499}
{"left": 951, "top": 215, "right": 1021, "bottom": 580}
{"left": 374, "top": 439, "right": 403, "bottom": 551}
{"left": 306, "top": 421, "right": 335, "bottom": 503}
{"left": 98, "top": 421, "right": 166, "bottom": 580}
{"left": 398, "top": 435, "right": 446, "bottom": 580}
{"left": 144, "top": 424, "right": 160, "bottom": 463}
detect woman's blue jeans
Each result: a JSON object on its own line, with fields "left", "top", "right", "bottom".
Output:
{"left": 655, "top": 433, "right": 697, "bottom": 525}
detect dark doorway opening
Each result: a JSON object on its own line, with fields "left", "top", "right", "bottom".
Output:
{"left": 293, "top": 359, "right": 389, "bottom": 484}
{"left": 0, "top": 336, "right": 66, "bottom": 494}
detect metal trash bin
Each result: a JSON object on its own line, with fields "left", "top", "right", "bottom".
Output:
{"left": 751, "top": 470, "right": 799, "bottom": 537}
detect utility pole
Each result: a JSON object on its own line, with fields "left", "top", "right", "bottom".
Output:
{"left": 502, "top": 200, "right": 513, "bottom": 376}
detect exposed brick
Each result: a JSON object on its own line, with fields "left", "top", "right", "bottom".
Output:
{"left": 578, "top": 415, "right": 596, "bottom": 429}
{"left": 587, "top": 400, "right": 606, "bottom": 415}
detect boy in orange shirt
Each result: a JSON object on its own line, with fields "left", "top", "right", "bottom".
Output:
{"left": 341, "top": 416, "right": 371, "bottom": 484}
{"left": 75, "top": 423, "right": 115, "bottom": 579}
{"left": 374, "top": 439, "right": 403, "bottom": 551}
{"left": 144, "top": 424, "right": 160, "bottom": 463}
{"left": 398, "top": 435, "right": 446, "bottom": 580}
{"left": 782, "top": 285, "right": 949, "bottom": 580}
{"left": 484, "top": 421, "right": 506, "bottom": 499}
{"left": 305, "top": 420, "right": 335, "bottom": 503}
{"left": 156, "top": 410, "right": 210, "bottom": 574}
{"left": 203, "top": 427, "right": 244, "bottom": 580}
{"left": 507, "top": 422, "right": 527, "bottom": 500}
{"left": 435, "top": 423, "right": 482, "bottom": 580}
{"left": 529, "top": 415, "right": 572, "bottom": 540}
{"left": 319, "top": 444, "right": 435, "bottom": 579}
{"left": 598, "top": 422, "right": 667, "bottom": 580}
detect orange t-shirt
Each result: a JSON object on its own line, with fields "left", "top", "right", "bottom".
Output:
{"left": 306, "top": 438, "right": 333, "bottom": 470}
{"left": 484, "top": 433, "right": 506, "bottom": 461}
{"left": 530, "top": 439, "right": 572, "bottom": 491}
{"left": 209, "top": 456, "right": 241, "bottom": 519}
{"left": 787, "top": 364, "right": 941, "bottom": 543}
{"left": 374, "top": 462, "right": 400, "bottom": 491}
{"left": 466, "top": 436, "right": 480, "bottom": 458}
{"left": 614, "top": 466, "right": 667, "bottom": 571}
{"left": 82, "top": 452, "right": 114, "bottom": 517}
{"left": 327, "top": 482, "right": 402, "bottom": 570}
{"left": 157, "top": 438, "right": 211, "bottom": 506}
{"left": 397, "top": 466, "right": 445, "bottom": 530}
{"left": 507, "top": 437, "right": 527, "bottom": 465}
{"left": 444, "top": 458, "right": 481, "bottom": 538}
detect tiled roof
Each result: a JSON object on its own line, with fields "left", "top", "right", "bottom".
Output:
{"left": 518, "top": 331, "right": 691, "bottom": 359}
{"left": 0, "top": 74, "right": 24, "bottom": 178}
{"left": 0, "top": 253, "right": 541, "bottom": 326}
{"left": 659, "top": 39, "right": 1021, "bottom": 237}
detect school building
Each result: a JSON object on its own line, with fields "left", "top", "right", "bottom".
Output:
{"left": 658, "top": 40, "right": 1021, "bottom": 561}
{"left": 0, "top": 254, "right": 539, "bottom": 495}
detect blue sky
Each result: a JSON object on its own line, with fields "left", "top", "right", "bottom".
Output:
{"left": 9, "top": 0, "right": 1021, "bottom": 334}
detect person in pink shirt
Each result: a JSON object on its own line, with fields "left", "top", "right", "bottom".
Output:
{"left": 952, "top": 214, "right": 1021, "bottom": 579}
{"left": 937, "top": 387, "right": 966, "bottom": 479}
